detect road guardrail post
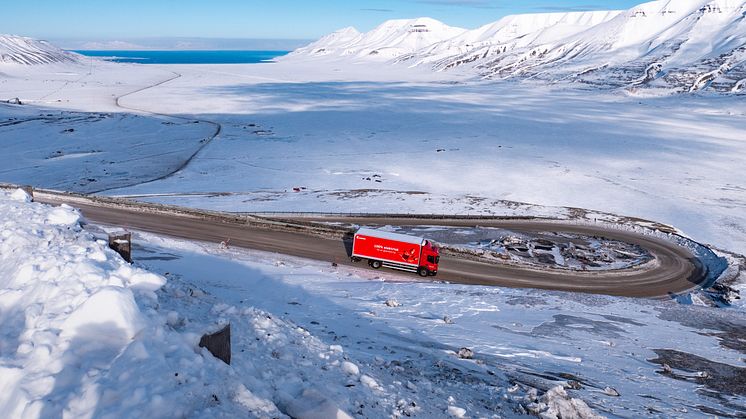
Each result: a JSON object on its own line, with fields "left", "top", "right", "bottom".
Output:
{"left": 199, "top": 324, "right": 231, "bottom": 365}
{"left": 21, "top": 185, "right": 33, "bottom": 202}
{"left": 108, "top": 232, "right": 132, "bottom": 263}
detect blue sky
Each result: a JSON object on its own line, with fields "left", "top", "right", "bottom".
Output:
{"left": 6, "top": 0, "right": 643, "bottom": 46}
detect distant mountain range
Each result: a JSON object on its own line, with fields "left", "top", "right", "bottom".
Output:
{"left": 4, "top": 0, "right": 745, "bottom": 94}
{"left": 0, "top": 35, "right": 80, "bottom": 65}
{"left": 289, "top": 0, "right": 746, "bottom": 93}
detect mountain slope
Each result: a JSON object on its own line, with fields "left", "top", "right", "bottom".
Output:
{"left": 293, "top": 0, "right": 746, "bottom": 93}
{"left": 469, "top": 0, "right": 746, "bottom": 92}
{"left": 402, "top": 10, "right": 622, "bottom": 68}
{"left": 0, "top": 35, "right": 80, "bottom": 65}
{"left": 288, "top": 18, "right": 466, "bottom": 61}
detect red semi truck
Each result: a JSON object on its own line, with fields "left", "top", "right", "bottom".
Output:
{"left": 351, "top": 227, "right": 440, "bottom": 277}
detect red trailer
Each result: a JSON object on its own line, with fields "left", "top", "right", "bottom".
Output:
{"left": 351, "top": 227, "right": 440, "bottom": 277}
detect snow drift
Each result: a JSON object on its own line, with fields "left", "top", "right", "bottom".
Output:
{"left": 0, "top": 35, "right": 80, "bottom": 65}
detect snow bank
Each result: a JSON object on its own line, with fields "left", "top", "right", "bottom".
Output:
{"left": 0, "top": 189, "right": 173, "bottom": 416}
{"left": 0, "top": 190, "right": 426, "bottom": 417}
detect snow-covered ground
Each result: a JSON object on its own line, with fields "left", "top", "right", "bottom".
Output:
{"left": 2, "top": 29, "right": 745, "bottom": 256}
{"left": 1, "top": 3, "right": 745, "bottom": 416}
{"left": 74, "top": 67, "right": 746, "bottom": 256}
{"left": 3, "top": 190, "right": 743, "bottom": 417}
{"left": 0, "top": 189, "right": 604, "bottom": 418}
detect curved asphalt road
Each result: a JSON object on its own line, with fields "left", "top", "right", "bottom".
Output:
{"left": 34, "top": 194, "right": 705, "bottom": 298}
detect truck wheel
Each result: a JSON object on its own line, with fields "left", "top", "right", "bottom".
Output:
{"left": 418, "top": 267, "right": 429, "bottom": 277}
{"left": 351, "top": 257, "right": 362, "bottom": 263}
{"left": 370, "top": 260, "right": 382, "bottom": 269}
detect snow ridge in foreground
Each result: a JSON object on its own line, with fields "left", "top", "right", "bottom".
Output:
{"left": 0, "top": 190, "right": 349, "bottom": 417}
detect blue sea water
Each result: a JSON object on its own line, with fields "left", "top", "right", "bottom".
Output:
{"left": 72, "top": 50, "right": 289, "bottom": 64}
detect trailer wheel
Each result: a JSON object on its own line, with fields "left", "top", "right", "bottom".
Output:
{"left": 418, "top": 267, "right": 429, "bottom": 277}
{"left": 370, "top": 260, "right": 382, "bottom": 269}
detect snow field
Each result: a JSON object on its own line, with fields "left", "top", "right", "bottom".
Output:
{"left": 134, "top": 228, "right": 746, "bottom": 418}
{"left": 108, "top": 71, "right": 746, "bottom": 256}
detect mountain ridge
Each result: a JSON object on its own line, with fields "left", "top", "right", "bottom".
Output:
{"left": 291, "top": 0, "right": 746, "bottom": 93}
{"left": 0, "top": 34, "right": 80, "bottom": 65}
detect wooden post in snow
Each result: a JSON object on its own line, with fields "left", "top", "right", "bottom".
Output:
{"left": 108, "top": 232, "right": 132, "bottom": 263}
{"left": 199, "top": 324, "right": 231, "bottom": 365}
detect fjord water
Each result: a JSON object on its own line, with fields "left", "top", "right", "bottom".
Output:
{"left": 72, "top": 50, "right": 289, "bottom": 64}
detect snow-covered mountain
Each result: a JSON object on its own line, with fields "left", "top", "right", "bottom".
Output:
{"left": 465, "top": 0, "right": 746, "bottom": 93}
{"left": 402, "top": 10, "right": 622, "bottom": 68}
{"left": 293, "top": 0, "right": 746, "bottom": 93}
{"left": 0, "top": 35, "right": 80, "bottom": 65}
{"left": 289, "top": 18, "right": 466, "bottom": 60}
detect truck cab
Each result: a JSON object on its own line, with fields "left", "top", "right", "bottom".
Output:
{"left": 421, "top": 240, "right": 440, "bottom": 276}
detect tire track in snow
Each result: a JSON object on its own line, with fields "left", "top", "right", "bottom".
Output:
{"left": 89, "top": 71, "right": 222, "bottom": 193}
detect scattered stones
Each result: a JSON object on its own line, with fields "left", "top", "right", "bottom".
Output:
{"left": 341, "top": 361, "right": 360, "bottom": 376}
{"left": 525, "top": 386, "right": 603, "bottom": 419}
{"left": 603, "top": 386, "right": 620, "bottom": 396}
{"left": 446, "top": 405, "right": 466, "bottom": 417}
{"left": 385, "top": 299, "right": 401, "bottom": 307}
{"left": 566, "top": 380, "right": 582, "bottom": 390}
{"left": 457, "top": 348, "right": 474, "bottom": 359}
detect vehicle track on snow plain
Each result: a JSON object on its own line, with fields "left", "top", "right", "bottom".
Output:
{"left": 89, "top": 71, "right": 222, "bottom": 193}
{"left": 31, "top": 191, "right": 708, "bottom": 298}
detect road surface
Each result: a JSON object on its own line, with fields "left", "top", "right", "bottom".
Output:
{"left": 36, "top": 194, "right": 705, "bottom": 298}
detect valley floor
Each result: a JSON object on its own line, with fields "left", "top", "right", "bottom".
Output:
{"left": 1, "top": 59, "right": 745, "bottom": 256}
